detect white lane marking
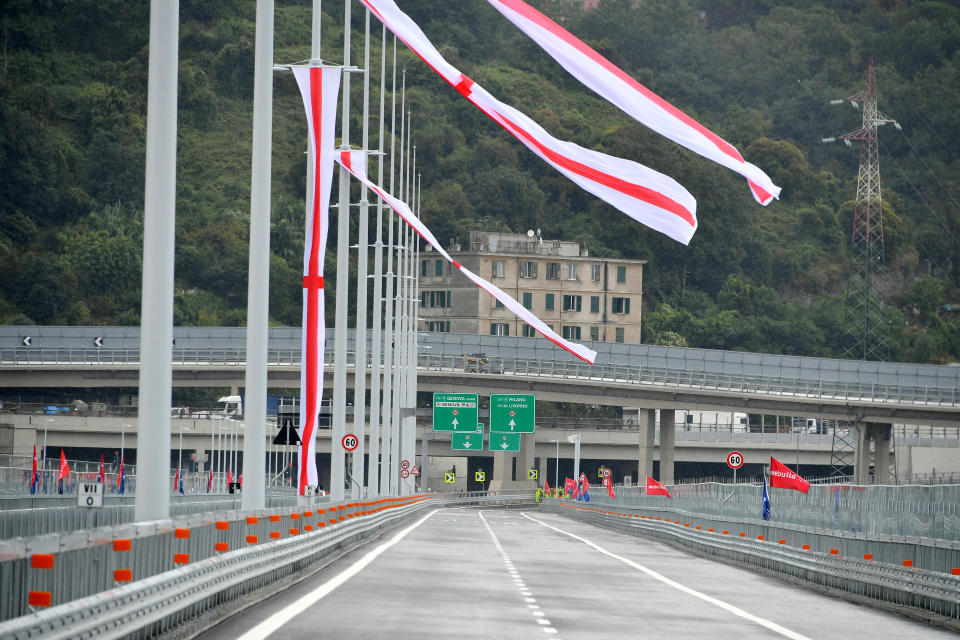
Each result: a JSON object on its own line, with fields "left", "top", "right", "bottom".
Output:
{"left": 479, "top": 511, "right": 556, "bottom": 634}
{"left": 237, "top": 509, "right": 439, "bottom": 640}
{"left": 522, "top": 513, "right": 812, "bottom": 640}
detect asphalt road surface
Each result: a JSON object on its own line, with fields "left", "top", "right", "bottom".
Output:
{"left": 201, "top": 507, "right": 956, "bottom": 639}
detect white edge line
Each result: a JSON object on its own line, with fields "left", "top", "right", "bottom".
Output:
{"left": 237, "top": 509, "right": 440, "bottom": 640}
{"left": 521, "top": 512, "right": 812, "bottom": 640}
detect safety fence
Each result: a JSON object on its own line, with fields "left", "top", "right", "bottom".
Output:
{"left": 607, "top": 481, "right": 960, "bottom": 541}
{"left": 0, "top": 493, "right": 441, "bottom": 629}
{"left": 544, "top": 499, "right": 960, "bottom": 628}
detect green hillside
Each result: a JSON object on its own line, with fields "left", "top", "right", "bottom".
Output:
{"left": 1, "top": 0, "right": 958, "bottom": 362}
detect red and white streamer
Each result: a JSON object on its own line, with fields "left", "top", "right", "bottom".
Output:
{"left": 484, "top": 0, "right": 781, "bottom": 206}
{"left": 292, "top": 65, "right": 342, "bottom": 495}
{"left": 338, "top": 150, "right": 598, "bottom": 364}
{"left": 358, "top": 0, "right": 698, "bottom": 244}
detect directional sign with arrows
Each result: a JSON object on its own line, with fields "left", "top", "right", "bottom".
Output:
{"left": 490, "top": 394, "right": 535, "bottom": 433}
{"left": 433, "top": 393, "right": 478, "bottom": 432}
{"left": 273, "top": 418, "right": 301, "bottom": 445}
{"left": 491, "top": 432, "right": 521, "bottom": 452}
{"left": 452, "top": 424, "right": 483, "bottom": 451}
{"left": 94, "top": 336, "right": 104, "bottom": 348}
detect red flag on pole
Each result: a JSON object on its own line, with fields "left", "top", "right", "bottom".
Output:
{"left": 603, "top": 476, "right": 615, "bottom": 499}
{"left": 646, "top": 476, "right": 671, "bottom": 497}
{"left": 769, "top": 457, "right": 810, "bottom": 493}
{"left": 31, "top": 445, "right": 38, "bottom": 494}
{"left": 543, "top": 479, "right": 551, "bottom": 495}
{"left": 98, "top": 454, "right": 105, "bottom": 483}
{"left": 57, "top": 449, "right": 70, "bottom": 482}
{"left": 564, "top": 477, "right": 576, "bottom": 497}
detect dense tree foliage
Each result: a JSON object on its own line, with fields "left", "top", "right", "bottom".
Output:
{"left": 1, "top": 0, "right": 958, "bottom": 363}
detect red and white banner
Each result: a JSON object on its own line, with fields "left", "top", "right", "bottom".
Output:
{"left": 359, "top": 0, "right": 698, "bottom": 244}
{"left": 484, "top": 0, "right": 780, "bottom": 206}
{"left": 646, "top": 476, "right": 671, "bottom": 497}
{"left": 564, "top": 477, "right": 577, "bottom": 497}
{"left": 292, "top": 66, "right": 342, "bottom": 495}
{"left": 57, "top": 449, "right": 70, "bottom": 482}
{"left": 337, "top": 150, "right": 598, "bottom": 363}
{"left": 769, "top": 456, "right": 810, "bottom": 494}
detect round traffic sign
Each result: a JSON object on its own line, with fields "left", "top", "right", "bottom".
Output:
{"left": 400, "top": 459, "right": 411, "bottom": 470}
{"left": 726, "top": 451, "right": 744, "bottom": 469}
{"left": 342, "top": 434, "right": 359, "bottom": 451}
{"left": 400, "top": 469, "right": 410, "bottom": 479}
{"left": 602, "top": 468, "right": 611, "bottom": 478}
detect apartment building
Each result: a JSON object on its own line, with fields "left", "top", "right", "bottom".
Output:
{"left": 419, "top": 231, "right": 645, "bottom": 344}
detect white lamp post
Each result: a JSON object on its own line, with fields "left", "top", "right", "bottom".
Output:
{"left": 567, "top": 434, "right": 581, "bottom": 486}
{"left": 549, "top": 438, "right": 560, "bottom": 492}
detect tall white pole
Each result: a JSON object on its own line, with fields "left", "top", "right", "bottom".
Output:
{"left": 242, "top": 0, "right": 274, "bottom": 511}
{"left": 380, "top": 38, "right": 397, "bottom": 497}
{"left": 350, "top": 9, "right": 372, "bottom": 499}
{"left": 367, "top": 20, "right": 387, "bottom": 498}
{"left": 330, "top": 0, "right": 352, "bottom": 502}
{"left": 389, "top": 73, "right": 406, "bottom": 495}
{"left": 136, "top": 0, "right": 178, "bottom": 521}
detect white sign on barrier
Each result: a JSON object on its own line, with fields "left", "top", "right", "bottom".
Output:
{"left": 78, "top": 482, "right": 104, "bottom": 508}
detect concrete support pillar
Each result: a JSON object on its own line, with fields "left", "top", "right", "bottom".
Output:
{"left": 489, "top": 451, "right": 511, "bottom": 491}
{"left": 873, "top": 423, "right": 891, "bottom": 484}
{"left": 660, "top": 410, "right": 675, "bottom": 485}
{"left": 518, "top": 432, "right": 536, "bottom": 488}
{"left": 637, "top": 409, "right": 655, "bottom": 483}
{"left": 854, "top": 422, "right": 871, "bottom": 484}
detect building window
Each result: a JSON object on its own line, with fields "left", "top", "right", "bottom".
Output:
{"left": 422, "top": 291, "right": 452, "bottom": 308}
{"left": 435, "top": 259, "right": 444, "bottom": 277}
{"left": 428, "top": 321, "right": 450, "bottom": 332}
{"left": 495, "top": 299, "right": 504, "bottom": 308}
{"left": 590, "top": 295, "right": 599, "bottom": 313}
{"left": 562, "top": 294, "right": 582, "bottom": 312}
{"left": 612, "top": 296, "right": 630, "bottom": 314}
{"left": 546, "top": 262, "right": 561, "bottom": 280}
{"left": 615, "top": 327, "right": 625, "bottom": 343}
{"left": 590, "top": 326, "right": 599, "bottom": 341}
{"left": 421, "top": 260, "right": 429, "bottom": 277}
{"left": 567, "top": 264, "right": 577, "bottom": 280}
{"left": 520, "top": 261, "right": 538, "bottom": 278}
{"left": 490, "top": 323, "right": 510, "bottom": 336}
{"left": 493, "top": 260, "right": 505, "bottom": 278}
{"left": 562, "top": 326, "right": 581, "bottom": 340}
{"left": 522, "top": 292, "right": 533, "bottom": 309}
{"left": 591, "top": 264, "right": 601, "bottom": 282}
{"left": 616, "top": 265, "right": 627, "bottom": 283}
{"left": 521, "top": 324, "right": 536, "bottom": 337}
{"left": 545, "top": 294, "right": 555, "bottom": 311}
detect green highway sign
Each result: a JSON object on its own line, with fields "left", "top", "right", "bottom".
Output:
{"left": 490, "top": 432, "right": 521, "bottom": 452}
{"left": 490, "top": 394, "right": 535, "bottom": 433}
{"left": 452, "top": 424, "right": 484, "bottom": 451}
{"left": 433, "top": 393, "right": 479, "bottom": 431}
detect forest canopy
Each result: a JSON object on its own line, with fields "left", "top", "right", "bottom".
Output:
{"left": 1, "top": 0, "right": 958, "bottom": 363}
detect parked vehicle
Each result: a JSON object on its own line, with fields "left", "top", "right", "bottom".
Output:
{"left": 462, "top": 352, "right": 504, "bottom": 374}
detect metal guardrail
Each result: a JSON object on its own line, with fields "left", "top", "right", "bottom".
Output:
{"left": 3, "top": 345, "right": 959, "bottom": 408}
{"left": 544, "top": 500, "right": 960, "bottom": 628}
{"left": 0, "top": 494, "right": 438, "bottom": 627}
{"left": 607, "top": 482, "right": 960, "bottom": 542}
{"left": 0, "top": 491, "right": 530, "bottom": 636}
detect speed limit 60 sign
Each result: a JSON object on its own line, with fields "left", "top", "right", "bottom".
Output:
{"left": 726, "top": 451, "right": 744, "bottom": 469}
{"left": 342, "top": 434, "right": 359, "bottom": 451}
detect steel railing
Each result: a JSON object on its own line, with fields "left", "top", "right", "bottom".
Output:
{"left": 3, "top": 346, "right": 959, "bottom": 407}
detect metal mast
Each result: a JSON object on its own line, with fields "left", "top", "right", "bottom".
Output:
{"left": 833, "top": 58, "right": 897, "bottom": 362}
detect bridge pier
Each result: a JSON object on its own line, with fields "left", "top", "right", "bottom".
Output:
{"left": 855, "top": 422, "right": 892, "bottom": 484}
{"left": 636, "top": 409, "right": 655, "bottom": 483}
{"left": 660, "top": 410, "right": 676, "bottom": 485}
